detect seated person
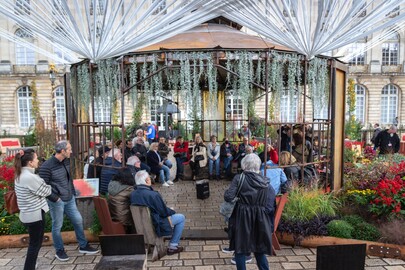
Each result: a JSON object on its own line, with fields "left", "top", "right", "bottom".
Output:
{"left": 100, "top": 148, "right": 122, "bottom": 195}
{"left": 158, "top": 137, "right": 173, "bottom": 169}
{"left": 292, "top": 133, "right": 310, "bottom": 164}
{"left": 124, "top": 139, "right": 134, "bottom": 163}
{"left": 131, "top": 170, "right": 185, "bottom": 255}
{"left": 173, "top": 136, "right": 189, "bottom": 181}
{"left": 189, "top": 136, "right": 207, "bottom": 180}
{"left": 234, "top": 137, "right": 252, "bottom": 168}
{"left": 147, "top": 142, "right": 172, "bottom": 187}
{"left": 279, "top": 151, "right": 300, "bottom": 186}
{"left": 132, "top": 137, "right": 151, "bottom": 172}
{"left": 127, "top": 156, "right": 142, "bottom": 178}
{"left": 260, "top": 157, "right": 288, "bottom": 194}
{"left": 87, "top": 145, "right": 110, "bottom": 179}
{"left": 207, "top": 135, "right": 221, "bottom": 180}
{"left": 259, "top": 144, "right": 279, "bottom": 164}
{"left": 250, "top": 136, "right": 259, "bottom": 150}
{"left": 220, "top": 138, "right": 236, "bottom": 178}
{"left": 108, "top": 168, "right": 135, "bottom": 233}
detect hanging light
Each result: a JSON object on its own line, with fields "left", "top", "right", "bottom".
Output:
{"left": 49, "top": 64, "right": 56, "bottom": 87}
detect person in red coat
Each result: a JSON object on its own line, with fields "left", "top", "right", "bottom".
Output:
{"left": 259, "top": 144, "right": 279, "bottom": 164}
{"left": 173, "top": 136, "right": 189, "bottom": 181}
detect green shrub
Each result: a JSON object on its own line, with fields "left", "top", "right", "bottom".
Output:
{"left": 8, "top": 218, "right": 27, "bottom": 235}
{"left": 282, "top": 186, "right": 340, "bottom": 222}
{"left": 327, "top": 220, "right": 354, "bottom": 239}
{"left": 342, "top": 215, "right": 365, "bottom": 227}
{"left": 352, "top": 222, "right": 381, "bottom": 241}
{"left": 89, "top": 210, "right": 102, "bottom": 235}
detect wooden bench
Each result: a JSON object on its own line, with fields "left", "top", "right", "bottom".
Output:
{"left": 93, "top": 196, "right": 126, "bottom": 235}
{"left": 130, "top": 205, "right": 166, "bottom": 261}
{"left": 272, "top": 193, "right": 288, "bottom": 255}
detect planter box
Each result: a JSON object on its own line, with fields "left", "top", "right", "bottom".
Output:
{"left": 277, "top": 232, "right": 405, "bottom": 260}
{"left": 0, "top": 230, "right": 98, "bottom": 249}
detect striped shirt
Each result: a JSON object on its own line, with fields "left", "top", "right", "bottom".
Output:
{"left": 14, "top": 167, "right": 52, "bottom": 223}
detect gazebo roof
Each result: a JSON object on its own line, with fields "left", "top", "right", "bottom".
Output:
{"left": 136, "top": 23, "right": 292, "bottom": 52}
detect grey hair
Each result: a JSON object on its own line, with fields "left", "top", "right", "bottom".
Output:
{"left": 55, "top": 140, "right": 69, "bottom": 153}
{"left": 241, "top": 153, "right": 261, "bottom": 173}
{"left": 135, "top": 170, "right": 149, "bottom": 185}
{"left": 150, "top": 142, "right": 159, "bottom": 149}
{"left": 108, "top": 148, "right": 120, "bottom": 157}
{"left": 127, "top": 156, "right": 140, "bottom": 166}
{"left": 245, "top": 145, "right": 253, "bottom": 154}
{"left": 390, "top": 125, "right": 397, "bottom": 132}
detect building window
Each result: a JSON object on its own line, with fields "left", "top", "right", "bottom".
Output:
{"left": 280, "top": 89, "right": 298, "bottom": 122}
{"left": 54, "top": 86, "right": 66, "bottom": 128}
{"left": 347, "top": 42, "right": 366, "bottom": 65}
{"left": 17, "top": 86, "right": 35, "bottom": 128}
{"left": 94, "top": 97, "right": 111, "bottom": 123}
{"left": 150, "top": 91, "right": 172, "bottom": 130}
{"left": 382, "top": 32, "right": 399, "bottom": 66}
{"left": 226, "top": 90, "right": 245, "bottom": 129}
{"left": 381, "top": 84, "right": 398, "bottom": 124}
{"left": 90, "top": 0, "right": 104, "bottom": 15}
{"left": 355, "top": 84, "right": 366, "bottom": 123}
{"left": 15, "top": 28, "right": 35, "bottom": 65}
{"left": 152, "top": 0, "right": 167, "bottom": 15}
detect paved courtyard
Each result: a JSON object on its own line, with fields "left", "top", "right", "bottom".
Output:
{"left": 0, "top": 180, "right": 404, "bottom": 269}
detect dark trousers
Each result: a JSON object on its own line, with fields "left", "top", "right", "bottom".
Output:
{"left": 189, "top": 160, "right": 201, "bottom": 177}
{"left": 23, "top": 210, "right": 45, "bottom": 270}
{"left": 175, "top": 157, "right": 186, "bottom": 176}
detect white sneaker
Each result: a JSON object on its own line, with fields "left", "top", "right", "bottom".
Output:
{"left": 167, "top": 180, "right": 174, "bottom": 185}
{"left": 162, "top": 182, "right": 170, "bottom": 187}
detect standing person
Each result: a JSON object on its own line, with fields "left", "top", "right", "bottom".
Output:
{"left": 394, "top": 116, "right": 399, "bottom": 127}
{"left": 375, "top": 125, "right": 400, "bottom": 155}
{"left": 240, "top": 125, "right": 251, "bottom": 140}
{"left": 124, "top": 139, "right": 134, "bottom": 163}
{"left": 14, "top": 149, "right": 52, "bottom": 270}
{"left": 371, "top": 123, "right": 382, "bottom": 149}
{"left": 173, "top": 136, "right": 189, "bottom": 182}
{"left": 146, "top": 122, "right": 156, "bottom": 145}
{"left": 39, "top": 141, "right": 99, "bottom": 261}
{"left": 278, "top": 125, "right": 291, "bottom": 152}
{"left": 259, "top": 144, "right": 279, "bottom": 164}
{"left": 189, "top": 136, "right": 207, "bottom": 180}
{"left": 207, "top": 135, "right": 221, "bottom": 180}
{"left": 131, "top": 170, "right": 186, "bottom": 255}
{"left": 224, "top": 154, "right": 275, "bottom": 270}
{"left": 220, "top": 138, "right": 236, "bottom": 178}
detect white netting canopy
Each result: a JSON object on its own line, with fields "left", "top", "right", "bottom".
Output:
{"left": 223, "top": 0, "right": 405, "bottom": 59}
{"left": 0, "top": 0, "right": 223, "bottom": 62}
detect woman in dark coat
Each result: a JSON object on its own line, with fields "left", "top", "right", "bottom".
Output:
{"left": 224, "top": 154, "right": 276, "bottom": 270}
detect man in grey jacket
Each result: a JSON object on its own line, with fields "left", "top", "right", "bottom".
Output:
{"left": 207, "top": 135, "right": 221, "bottom": 180}
{"left": 39, "top": 141, "right": 99, "bottom": 262}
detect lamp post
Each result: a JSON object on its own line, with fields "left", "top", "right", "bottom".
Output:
{"left": 49, "top": 64, "right": 57, "bottom": 139}
{"left": 49, "top": 64, "right": 57, "bottom": 87}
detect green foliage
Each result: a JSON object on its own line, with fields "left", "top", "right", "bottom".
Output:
{"left": 127, "top": 94, "right": 145, "bottom": 137}
{"left": 342, "top": 215, "right": 365, "bottom": 227}
{"left": 344, "top": 147, "right": 357, "bottom": 163}
{"left": 344, "top": 119, "right": 363, "bottom": 141}
{"left": 104, "top": 127, "right": 122, "bottom": 142}
{"left": 282, "top": 185, "right": 340, "bottom": 222}
{"left": 89, "top": 210, "right": 102, "bottom": 235}
{"left": 352, "top": 222, "right": 381, "bottom": 241}
{"left": 327, "top": 220, "right": 354, "bottom": 239}
{"left": 24, "top": 127, "right": 36, "bottom": 146}
{"left": 8, "top": 216, "right": 27, "bottom": 235}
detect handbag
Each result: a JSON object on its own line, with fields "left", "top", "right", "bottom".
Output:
{"left": 4, "top": 190, "right": 19, "bottom": 214}
{"left": 219, "top": 173, "right": 245, "bottom": 219}
{"left": 195, "top": 155, "right": 204, "bottom": 162}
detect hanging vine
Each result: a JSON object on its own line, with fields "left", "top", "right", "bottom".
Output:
{"left": 308, "top": 57, "right": 329, "bottom": 117}
{"left": 77, "top": 63, "right": 90, "bottom": 111}
{"left": 129, "top": 59, "right": 138, "bottom": 106}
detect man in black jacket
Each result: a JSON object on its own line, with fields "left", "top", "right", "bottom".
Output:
{"left": 375, "top": 125, "right": 400, "bottom": 155}
{"left": 87, "top": 145, "right": 110, "bottom": 179}
{"left": 39, "top": 141, "right": 99, "bottom": 262}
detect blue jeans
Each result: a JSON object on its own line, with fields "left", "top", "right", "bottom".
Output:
{"left": 159, "top": 165, "right": 171, "bottom": 183}
{"left": 164, "top": 159, "right": 173, "bottom": 169}
{"left": 141, "top": 162, "right": 151, "bottom": 173}
{"left": 48, "top": 196, "right": 87, "bottom": 252}
{"left": 223, "top": 155, "right": 233, "bottom": 174}
{"left": 235, "top": 253, "right": 269, "bottom": 270}
{"left": 169, "top": 214, "right": 185, "bottom": 247}
{"left": 175, "top": 157, "right": 185, "bottom": 174}
{"left": 209, "top": 158, "right": 220, "bottom": 176}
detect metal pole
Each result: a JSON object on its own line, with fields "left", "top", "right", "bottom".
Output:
{"left": 264, "top": 51, "right": 269, "bottom": 178}
{"left": 120, "top": 58, "right": 126, "bottom": 167}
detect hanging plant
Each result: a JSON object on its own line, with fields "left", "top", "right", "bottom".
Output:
{"left": 286, "top": 54, "right": 299, "bottom": 110}
{"left": 30, "top": 80, "right": 40, "bottom": 121}
{"left": 206, "top": 53, "right": 218, "bottom": 114}
{"left": 77, "top": 63, "right": 91, "bottom": 111}
{"left": 129, "top": 59, "right": 138, "bottom": 106}
{"left": 308, "top": 57, "right": 329, "bottom": 117}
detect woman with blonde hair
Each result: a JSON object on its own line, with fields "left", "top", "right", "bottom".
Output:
{"left": 189, "top": 136, "right": 207, "bottom": 180}
{"left": 14, "top": 149, "right": 52, "bottom": 270}
{"left": 279, "top": 151, "right": 300, "bottom": 185}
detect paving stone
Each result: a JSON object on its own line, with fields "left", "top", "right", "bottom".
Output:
{"left": 267, "top": 256, "right": 287, "bottom": 262}
{"left": 384, "top": 266, "right": 405, "bottom": 270}
{"left": 148, "top": 267, "right": 171, "bottom": 270}
{"left": 286, "top": 255, "right": 309, "bottom": 262}
{"left": 195, "top": 266, "right": 215, "bottom": 270}
{"left": 163, "top": 260, "right": 183, "bottom": 266}
{"left": 4, "top": 258, "right": 24, "bottom": 266}
{"left": 292, "top": 248, "right": 313, "bottom": 255}
{"left": 170, "top": 267, "right": 194, "bottom": 270}
{"left": 365, "top": 267, "right": 386, "bottom": 270}
{"left": 274, "top": 249, "right": 296, "bottom": 256}
{"left": 185, "top": 245, "right": 203, "bottom": 252}
{"left": 0, "top": 267, "right": 13, "bottom": 270}
{"left": 203, "top": 258, "right": 225, "bottom": 265}
{"left": 0, "top": 259, "right": 11, "bottom": 266}
{"left": 300, "top": 261, "right": 316, "bottom": 268}
{"left": 282, "top": 262, "right": 304, "bottom": 269}
{"left": 73, "top": 255, "right": 97, "bottom": 264}
{"left": 183, "top": 259, "right": 203, "bottom": 266}
{"left": 203, "top": 245, "right": 220, "bottom": 251}
{"left": 384, "top": 258, "right": 405, "bottom": 265}
{"left": 306, "top": 255, "right": 316, "bottom": 261}
{"left": 147, "top": 260, "right": 163, "bottom": 267}
{"left": 200, "top": 251, "right": 219, "bottom": 259}
{"left": 74, "top": 264, "right": 97, "bottom": 269}
{"left": 50, "top": 265, "right": 75, "bottom": 270}
{"left": 179, "top": 252, "right": 200, "bottom": 259}
{"left": 214, "top": 265, "right": 235, "bottom": 270}
{"left": 366, "top": 258, "right": 388, "bottom": 266}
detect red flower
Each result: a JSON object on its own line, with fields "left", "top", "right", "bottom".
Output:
{"left": 393, "top": 203, "right": 401, "bottom": 213}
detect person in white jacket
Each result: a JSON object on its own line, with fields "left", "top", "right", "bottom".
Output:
{"left": 14, "top": 148, "right": 52, "bottom": 270}
{"left": 207, "top": 135, "right": 221, "bottom": 180}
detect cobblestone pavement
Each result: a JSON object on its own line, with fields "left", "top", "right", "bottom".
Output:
{"left": 0, "top": 180, "right": 404, "bottom": 269}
